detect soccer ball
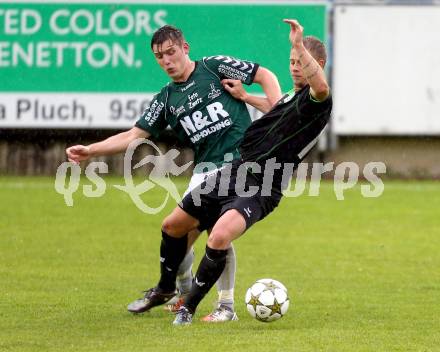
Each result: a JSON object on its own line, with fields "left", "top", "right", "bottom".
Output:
{"left": 245, "top": 278, "right": 290, "bottom": 322}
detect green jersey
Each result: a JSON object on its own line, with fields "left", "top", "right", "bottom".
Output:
{"left": 135, "top": 55, "right": 259, "bottom": 169}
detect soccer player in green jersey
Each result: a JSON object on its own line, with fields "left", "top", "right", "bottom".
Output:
{"left": 66, "top": 25, "right": 281, "bottom": 321}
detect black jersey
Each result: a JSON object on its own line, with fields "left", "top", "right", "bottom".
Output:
{"left": 239, "top": 85, "right": 332, "bottom": 165}
{"left": 181, "top": 87, "right": 332, "bottom": 230}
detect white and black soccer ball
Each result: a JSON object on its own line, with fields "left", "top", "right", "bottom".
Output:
{"left": 245, "top": 278, "right": 290, "bottom": 322}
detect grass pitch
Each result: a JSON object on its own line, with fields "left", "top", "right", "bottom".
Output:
{"left": 1, "top": 176, "right": 439, "bottom": 351}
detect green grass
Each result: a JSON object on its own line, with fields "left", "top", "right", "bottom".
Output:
{"left": 1, "top": 177, "right": 439, "bottom": 351}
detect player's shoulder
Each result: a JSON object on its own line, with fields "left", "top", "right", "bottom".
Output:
{"left": 296, "top": 85, "right": 332, "bottom": 116}
{"left": 202, "top": 54, "right": 244, "bottom": 64}
{"left": 203, "top": 55, "right": 228, "bottom": 62}
{"left": 153, "top": 83, "right": 170, "bottom": 100}
{"left": 201, "top": 55, "right": 220, "bottom": 69}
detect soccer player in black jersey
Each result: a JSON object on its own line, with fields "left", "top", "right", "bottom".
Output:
{"left": 165, "top": 19, "right": 333, "bottom": 325}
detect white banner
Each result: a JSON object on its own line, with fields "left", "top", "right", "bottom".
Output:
{"left": 0, "top": 93, "right": 153, "bottom": 129}
{"left": 333, "top": 5, "right": 440, "bottom": 135}
{"left": 0, "top": 93, "right": 263, "bottom": 129}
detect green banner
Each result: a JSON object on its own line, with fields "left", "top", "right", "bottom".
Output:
{"left": 0, "top": 2, "right": 327, "bottom": 93}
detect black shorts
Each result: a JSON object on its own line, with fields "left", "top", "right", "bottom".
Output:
{"left": 179, "top": 161, "right": 282, "bottom": 231}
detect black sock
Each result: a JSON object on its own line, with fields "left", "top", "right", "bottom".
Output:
{"left": 184, "top": 246, "right": 228, "bottom": 314}
{"left": 157, "top": 231, "right": 188, "bottom": 293}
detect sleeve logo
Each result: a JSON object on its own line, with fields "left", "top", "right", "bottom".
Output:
{"left": 207, "top": 55, "right": 255, "bottom": 74}
{"left": 144, "top": 100, "right": 164, "bottom": 126}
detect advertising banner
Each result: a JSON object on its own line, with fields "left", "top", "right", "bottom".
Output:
{"left": 0, "top": 1, "right": 327, "bottom": 128}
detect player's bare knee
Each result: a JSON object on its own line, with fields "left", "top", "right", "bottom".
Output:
{"left": 207, "top": 231, "right": 231, "bottom": 249}
{"left": 162, "top": 212, "right": 198, "bottom": 237}
{"left": 161, "top": 216, "right": 180, "bottom": 236}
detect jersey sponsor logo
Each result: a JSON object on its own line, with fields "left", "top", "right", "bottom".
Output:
{"left": 170, "top": 105, "right": 186, "bottom": 117}
{"left": 170, "top": 105, "right": 186, "bottom": 116}
{"left": 179, "top": 101, "right": 232, "bottom": 143}
{"left": 180, "top": 101, "right": 229, "bottom": 134}
{"left": 187, "top": 92, "right": 203, "bottom": 109}
{"left": 188, "top": 92, "right": 198, "bottom": 101}
{"left": 208, "top": 83, "right": 222, "bottom": 100}
{"left": 180, "top": 80, "right": 195, "bottom": 92}
{"left": 175, "top": 105, "right": 186, "bottom": 116}
{"left": 188, "top": 97, "right": 203, "bottom": 109}
{"left": 189, "top": 118, "right": 231, "bottom": 143}
{"left": 144, "top": 99, "right": 165, "bottom": 126}
{"left": 174, "top": 105, "right": 186, "bottom": 116}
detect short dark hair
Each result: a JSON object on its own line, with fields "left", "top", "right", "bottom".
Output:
{"left": 303, "top": 36, "right": 327, "bottom": 64}
{"left": 150, "top": 25, "right": 185, "bottom": 50}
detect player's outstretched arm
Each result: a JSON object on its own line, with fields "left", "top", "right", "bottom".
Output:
{"left": 66, "top": 127, "right": 150, "bottom": 164}
{"left": 221, "top": 79, "right": 273, "bottom": 113}
{"left": 284, "top": 19, "right": 329, "bottom": 101}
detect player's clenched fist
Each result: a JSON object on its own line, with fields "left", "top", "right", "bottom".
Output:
{"left": 66, "top": 145, "right": 91, "bottom": 164}
{"left": 221, "top": 79, "right": 247, "bottom": 102}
